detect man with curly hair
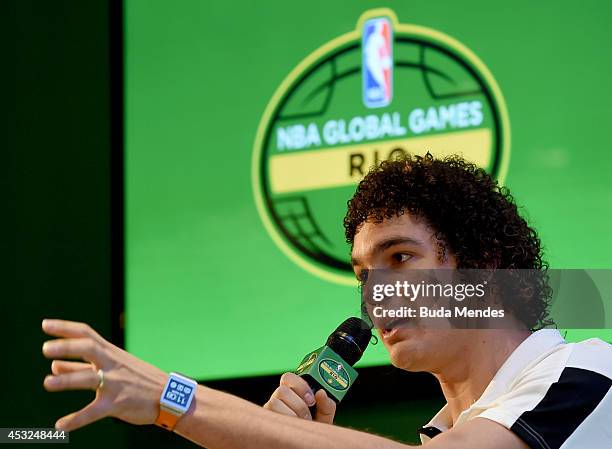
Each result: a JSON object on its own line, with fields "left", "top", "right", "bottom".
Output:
{"left": 43, "top": 154, "right": 611, "bottom": 449}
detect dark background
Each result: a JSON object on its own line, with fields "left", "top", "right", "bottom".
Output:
{"left": 9, "top": 1, "right": 443, "bottom": 447}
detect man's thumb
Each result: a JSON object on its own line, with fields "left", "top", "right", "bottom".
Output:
{"left": 314, "top": 389, "right": 336, "bottom": 424}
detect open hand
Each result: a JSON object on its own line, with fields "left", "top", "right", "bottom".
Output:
{"left": 42, "top": 319, "right": 168, "bottom": 431}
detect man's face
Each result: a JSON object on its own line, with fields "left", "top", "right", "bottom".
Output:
{"left": 351, "top": 213, "right": 466, "bottom": 373}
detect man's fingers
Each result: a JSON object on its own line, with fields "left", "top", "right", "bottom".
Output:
{"left": 51, "top": 360, "right": 93, "bottom": 375}
{"left": 263, "top": 397, "right": 298, "bottom": 418}
{"left": 279, "top": 372, "right": 315, "bottom": 406}
{"left": 42, "top": 338, "right": 103, "bottom": 365}
{"left": 314, "top": 389, "right": 336, "bottom": 424}
{"left": 42, "top": 319, "right": 100, "bottom": 340}
{"left": 271, "top": 385, "right": 312, "bottom": 420}
{"left": 44, "top": 369, "right": 100, "bottom": 392}
{"left": 55, "top": 401, "right": 106, "bottom": 432}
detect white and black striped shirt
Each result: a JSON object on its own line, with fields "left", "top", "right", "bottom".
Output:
{"left": 418, "top": 330, "right": 612, "bottom": 448}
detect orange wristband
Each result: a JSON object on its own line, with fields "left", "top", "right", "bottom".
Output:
{"left": 155, "top": 408, "right": 181, "bottom": 431}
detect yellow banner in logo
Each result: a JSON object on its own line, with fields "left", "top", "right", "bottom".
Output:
{"left": 270, "top": 128, "right": 491, "bottom": 194}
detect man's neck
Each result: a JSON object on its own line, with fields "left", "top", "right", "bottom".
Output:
{"left": 433, "top": 329, "right": 531, "bottom": 426}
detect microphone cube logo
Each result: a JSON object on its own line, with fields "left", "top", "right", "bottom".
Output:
{"left": 362, "top": 17, "right": 393, "bottom": 108}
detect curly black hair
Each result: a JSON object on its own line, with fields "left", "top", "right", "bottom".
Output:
{"left": 344, "top": 153, "right": 553, "bottom": 330}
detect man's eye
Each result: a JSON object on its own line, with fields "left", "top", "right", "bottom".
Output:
{"left": 393, "top": 253, "right": 412, "bottom": 263}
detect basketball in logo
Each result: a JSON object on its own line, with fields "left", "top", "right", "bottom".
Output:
{"left": 252, "top": 8, "right": 510, "bottom": 284}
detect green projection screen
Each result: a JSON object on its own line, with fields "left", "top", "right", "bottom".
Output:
{"left": 125, "top": 0, "right": 612, "bottom": 380}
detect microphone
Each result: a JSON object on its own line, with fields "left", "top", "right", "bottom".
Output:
{"left": 294, "top": 317, "right": 371, "bottom": 415}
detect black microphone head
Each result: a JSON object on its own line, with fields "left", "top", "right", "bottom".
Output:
{"left": 325, "top": 317, "right": 372, "bottom": 366}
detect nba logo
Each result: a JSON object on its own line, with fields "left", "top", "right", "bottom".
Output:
{"left": 362, "top": 17, "right": 393, "bottom": 108}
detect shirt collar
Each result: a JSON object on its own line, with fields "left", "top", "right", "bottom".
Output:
{"left": 418, "top": 329, "right": 566, "bottom": 444}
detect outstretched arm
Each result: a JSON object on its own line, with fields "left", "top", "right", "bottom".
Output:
{"left": 42, "top": 319, "right": 527, "bottom": 449}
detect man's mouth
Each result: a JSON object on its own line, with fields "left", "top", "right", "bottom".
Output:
{"left": 380, "top": 317, "right": 412, "bottom": 337}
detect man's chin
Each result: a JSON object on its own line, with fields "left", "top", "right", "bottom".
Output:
{"left": 385, "top": 336, "right": 424, "bottom": 371}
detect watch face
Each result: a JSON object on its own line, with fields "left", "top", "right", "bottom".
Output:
{"left": 160, "top": 374, "right": 196, "bottom": 413}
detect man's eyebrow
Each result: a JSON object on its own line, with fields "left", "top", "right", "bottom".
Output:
{"left": 351, "top": 237, "right": 424, "bottom": 266}
{"left": 374, "top": 237, "right": 424, "bottom": 253}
